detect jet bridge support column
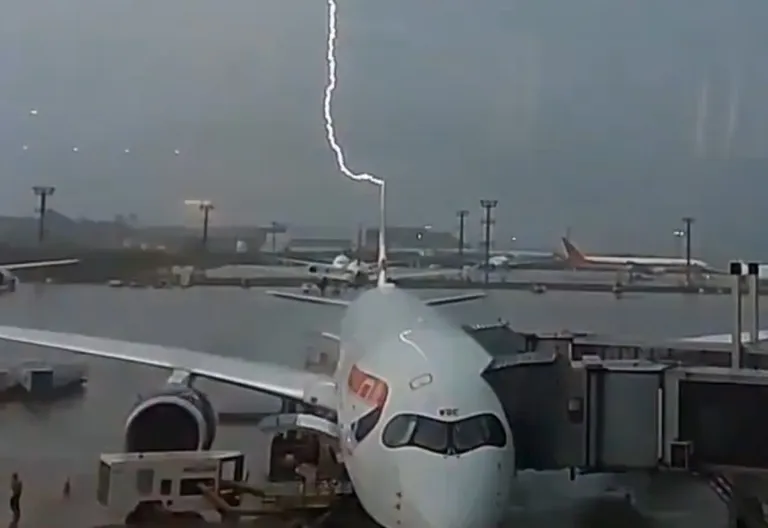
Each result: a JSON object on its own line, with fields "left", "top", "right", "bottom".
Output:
{"left": 748, "top": 262, "right": 760, "bottom": 344}
{"left": 730, "top": 262, "right": 745, "bottom": 369}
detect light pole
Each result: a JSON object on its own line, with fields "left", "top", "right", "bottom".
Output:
{"left": 480, "top": 199, "right": 498, "bottom": 285}
{"left": 32, "top": 186, "right": 55, "bottom": 243}
{"left": 416, "top": 225, "right": 432, "bottom": 264}
{"left": 682, "top": 216, "right": 695, "bottom": 286}
{"left": 185, "top": 199, "right": 214, "bottom": 250}
{"left": 457, "top": 210, "right": 469, "bottom": 258}
{"left": 270, "top": 221, "right": 280, "bottom": 254}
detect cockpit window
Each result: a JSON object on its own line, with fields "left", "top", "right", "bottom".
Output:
{"left": 453, "top": 414, "right": 506, "bottom": 452}
{"left": 412, "top": 416, "right": 450, "bottom": 452}
{"left": 380, "top": 414, "right": 417, "bottom": 447}
{"left": 353, "top": 406, "right": 383, "bottom": 443}
{"left": 382, "top": 413, "right": 507, "bottom": 455}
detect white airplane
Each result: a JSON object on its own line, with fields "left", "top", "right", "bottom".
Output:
{"left": 562, "top": 237, "right": 713, "bottom": 276}
{"left": 0, "top": 258, "right": 79, "bottom": 291}
{"left": 0, "top": 188, "right": 515, "bottom": 528}
{"left": 482, "top": 254, "right": 550, "bottom": 270}
{"left": 279, "top": 252, "right": 457, "bottom": 289}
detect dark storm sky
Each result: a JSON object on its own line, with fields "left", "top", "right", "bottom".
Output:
{"left": 0, "top": 0, "right": 766, "bottom": 257}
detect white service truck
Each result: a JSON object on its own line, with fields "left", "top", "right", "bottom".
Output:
{"left": 97, "top": 450, "right": 246, "bottom": 523}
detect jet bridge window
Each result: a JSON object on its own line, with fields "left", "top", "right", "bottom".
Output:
{"left": 382, "top": 413, "right": 507, "bottom": 455}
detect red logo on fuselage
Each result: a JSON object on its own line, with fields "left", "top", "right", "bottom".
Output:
{"left": 347, "top": 364, "right": 389, "bottom": 407}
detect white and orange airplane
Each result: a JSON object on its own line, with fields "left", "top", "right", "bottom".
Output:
{"left": 561, "top": 237, "right": 713, "bottom": 276}
{"left": 0, "top": 186, "right": 515, "bottom": 528}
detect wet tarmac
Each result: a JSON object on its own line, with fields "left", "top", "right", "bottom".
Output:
{"left": 0, "top": 284, "right": 745, "bottom": 526}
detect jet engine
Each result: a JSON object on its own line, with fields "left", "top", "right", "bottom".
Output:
{"left": 124, "top": 385, "right": 217, "bottom": 452}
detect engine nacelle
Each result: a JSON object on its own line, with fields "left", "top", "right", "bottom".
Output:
{"left": 124, "top": 385, "right": 217, "bottom": 452}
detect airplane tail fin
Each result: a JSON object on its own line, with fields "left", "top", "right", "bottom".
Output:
{"left": 561, "top": 237, "right": 588, "bottom": 265}
{"left": 376, "top": 182, "right": 389, "bottom": 288}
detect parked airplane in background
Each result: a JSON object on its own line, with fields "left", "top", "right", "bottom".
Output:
{"left": 561, "top": 238, "right": 712, "bottom": 276}
{"left": 0, "top": 186, "right": 514, "bottom": 528}
{"left": 281, "top": 252, "right": 377, "bottom": 276}
{"left": 0, "top": 258, "right": 79, "bottom": 291}
{"left": 471, "top": 250, "right": 559, "bottom": 271}
{"left": 279, "top": 253, "right": 455, "bottom": 290}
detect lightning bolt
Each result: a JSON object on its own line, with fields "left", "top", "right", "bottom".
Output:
{"left": 324, "top": 0, "right": 383, "bottom": 188}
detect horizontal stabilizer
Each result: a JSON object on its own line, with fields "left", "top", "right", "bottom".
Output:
{"left": 389, "top": 268, "right": 461, "bottom": 281}
{"left": 424, "top": 292, "right": 486, "bottom": 307}
{"left": 264, "top": 290, "right": 350, "bottom": 307}
{"left": 321, "top": 332, "right": 340, "bottom": 342}
{"left": 266, "top": 290, "right": 484, "bottom": 307}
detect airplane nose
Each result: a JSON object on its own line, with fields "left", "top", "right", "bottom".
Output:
{"left": 416, "top": 485, "right": 502, "bottom": 528}
{"left": 401, "top": 457, "right": 507, "bottom": 528}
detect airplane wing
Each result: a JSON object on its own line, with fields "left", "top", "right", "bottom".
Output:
{"left": 279, "top": 257, "right": 335, "bottom": 268}
{"left": 0, "top": 325, "right": 337, "bottom": 411}
{"left": 274, "top": 267, "right": 354, "bottom": 283}
{"left": 3, "top": 258, "right": 79, "bottom": 271}
{"left": 264, "top": 290, "right": 485, "bottom": 307}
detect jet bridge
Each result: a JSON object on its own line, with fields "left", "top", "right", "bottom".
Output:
{"left": 483, "top": 350, "right": 582, "bottom": 471}
{"left": 468, "top": 321, "right": 594, "bottom": 471}
{"left": 480, "top": 335, "right": 768, "bottom": 478}
{"left": 494, "top": 354, "right": 768, "bottom": 476}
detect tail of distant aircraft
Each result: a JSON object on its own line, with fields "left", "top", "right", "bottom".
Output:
{"left": 561, "top": 237, "right": 589, "bottom": 266}
{"left": 375, "top": 182, "right": 389, "bottom": 288}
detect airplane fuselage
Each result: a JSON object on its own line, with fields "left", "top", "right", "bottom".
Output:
{"left": 575, "top": 255, "right": 709, "bottom": 273}
{"left": 333, "top": 286, "right": 514, "bottom": 528}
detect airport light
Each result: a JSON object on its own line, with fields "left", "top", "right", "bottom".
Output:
{"left": 480, "top": 200, "right": 498, "bottom": 285}
{"left": 673, "top": 229, "right": 685, "bottom": 258}
{"left": 457, "top": 210, "right": 469, "bottom": 257}
{"left": 32, "top": 186, "right": 55, "bottom": 243}
{"left": 185, "top": 199, "right": 214, "bottom": 250}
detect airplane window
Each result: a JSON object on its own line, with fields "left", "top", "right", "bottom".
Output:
{"left": 382, "top": 414, "right": 418, "bottom": 447}
{"left": 453, "top": 418, "right": 488, "bottom": 453}
{"left": 412, "top": 416, "right": 449, "bottom": 453}
{"left": 383, "top": 413, "right": 506, "bottom": 455}
{"left": 453, "top": 414, "right": 507, "bottom": 454}
{"left": 353, "top": 406, "right": 383, "bottom": 443}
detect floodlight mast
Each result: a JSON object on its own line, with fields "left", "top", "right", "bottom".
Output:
{"left": 32, "top": 186, "right": 55, "bottom": 243}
